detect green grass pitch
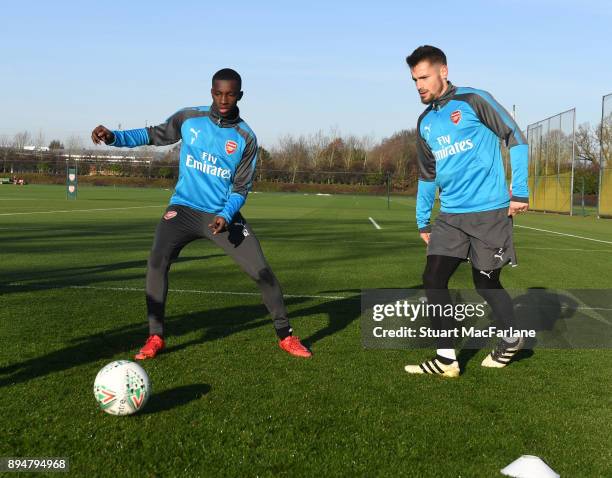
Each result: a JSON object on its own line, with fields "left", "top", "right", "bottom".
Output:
{"left": 1, "top": 185, "right": 611, "bottom": 477}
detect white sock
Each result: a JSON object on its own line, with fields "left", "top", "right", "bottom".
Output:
{"left": 502, "top": 330, "right": 520, "bottom": 344}
{"left": 436, "top": 348, "right": 457, "bottom": 362}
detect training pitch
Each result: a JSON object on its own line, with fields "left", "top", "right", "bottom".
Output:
{"left": 1, "top": 185, "right": 611, "bottom": 477}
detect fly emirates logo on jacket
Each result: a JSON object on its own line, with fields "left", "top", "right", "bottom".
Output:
{"left": 432, "top": 134, "right": 474, "bottom": 161}
{"left": 186, "top": 151, "right": 231, "bottom": 179}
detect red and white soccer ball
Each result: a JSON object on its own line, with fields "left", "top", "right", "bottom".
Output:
{"left": 93, "top": 360, "right": 151, "bottom": 416}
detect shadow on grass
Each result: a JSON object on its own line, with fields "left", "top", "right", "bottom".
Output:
{"left": 1, "top": 283, "right": 580, "bottom": 388}
{"left": 451, "top": 287, "right": 582, "bottom": 369}
{"left": 141, "top": 384, "right": 212, "bottom": 414}
{"left": 295, "top": 287, "right": 420, "bottom": 347}
{"left": 0, "top": 284, "right": 371, "bottom": 388}
{"left": 0, "top": 297, "right": 309, "bottom": 389}
{"left": 0, "top": 254, "right": 225, "bottom": 295}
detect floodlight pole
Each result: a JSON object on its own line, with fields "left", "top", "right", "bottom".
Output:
{"left": 557, "top": 114, "right": 561, "bottom": 215}
{"left": 570, "top": 108, "right": 576, "bottom": 216}
{"left": 598, "top": 95, "right": 603, "bottom": 218}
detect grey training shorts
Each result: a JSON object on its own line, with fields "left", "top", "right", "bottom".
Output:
{"left": 427, "top": 207, "right": 517, "bottom": 271}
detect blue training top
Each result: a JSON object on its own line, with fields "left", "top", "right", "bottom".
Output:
{"left": 415, "top": 82, "right": 529, "bottom": 232}
{"left": 109, "top": 105, "right": 257, "bottom": 223}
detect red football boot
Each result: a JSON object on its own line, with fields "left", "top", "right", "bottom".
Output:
{"left": 279, "top": 336, "right": 312, "bottom": 358}
{"left": 135, "top": 335, "right": 165, "bottom": 360}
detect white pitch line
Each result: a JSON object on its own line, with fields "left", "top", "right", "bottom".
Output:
{"left": 68, "top": 285, "right": 347, "bottom": 300}
{"left": 8, "top": 284, "right": 612, "bottom": 312}
{"left": 514, "top": 224, "right": 612, "bottom": 245}
{"left": 0, "top": 205, "right": 165, "bottom": 216}
{"left": 267, "top": 237, "right": 419, "bottom": 245}
{"left": 368, "top": 217, "right": 381, "bottom": 230}
{"left": 520, "top": 247, "right": 612, "bottom": 252}
{"left": 272, "top": 238, "right": 611, "bottom": 251}
{"left": 0, "top": 227, "right": 609, "bottom": 251}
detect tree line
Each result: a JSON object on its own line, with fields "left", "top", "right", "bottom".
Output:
{"left": 0, "top": 116, "right": 606, "bottom": 193}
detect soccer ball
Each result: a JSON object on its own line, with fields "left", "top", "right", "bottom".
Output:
{"left": 93, "top": 360, "right": 151, "bottom": 415}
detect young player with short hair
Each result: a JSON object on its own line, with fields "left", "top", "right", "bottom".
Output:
{"left": 91, "top": 68, "right": 311, "bottom": 360}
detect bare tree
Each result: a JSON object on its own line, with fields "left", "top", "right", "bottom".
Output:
{"left": 34, "top": 130, "right": 46, "bottom": 150}
{"left": 13, "top": 130, "right": 31, "bottom": 150}
{"left": 369, "top": 129, "right": 418, "bottom": 179}
{"left": 66, "top": 134, "right": 84, "bottom": 171}
{"left": 0, "top": 135, "right": 12, "bottom": 173}
{"left": 49, "top": 140, "right": 64, "bottom": 150}
{"left": 34, "top": 130, "right": 46, "bottom": 167}
{"left": 361, "top": 134, "right": 374, "bottom": 171}
{"left": 325, "top": 126, "right": 341, "bottom": 171}
{"left": 575, "top": 122, "right": 599, "bottom": 165}
{"left": 275, "top": 134, "right": 308, "bottom": 183}
{"left": 0, "top": 135, "right": 11, "bottom": 149}
{"left": 66, "top": 134, "right": 83, "bottom": 154}
{"left": 307, "top": 130, "right": 327, "bottom": 171}
{"left": 597, "top": 114, "right": 611, "bottom": 165}
{"left": 343, "top": 135, "right": 358, "bottom": 172}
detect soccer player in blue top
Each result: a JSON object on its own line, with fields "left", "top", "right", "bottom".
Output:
{"left": 402, "top": 46, "right": 529, "bottom": 377}
{"left": 91, "top": 68, "right": 311, "bottom": 359}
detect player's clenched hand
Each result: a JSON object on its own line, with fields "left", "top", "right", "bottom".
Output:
{"left": 508, "top": 201, "right": 529, "bottom": 217}
{"left": 91, "top": 125, "right": 115, "bottom": 145}
{"left": 419, "top": 232, "right": 430, "bottom": 245}
{"left": 208, "top": 216, "right": 227, "bottom": 235}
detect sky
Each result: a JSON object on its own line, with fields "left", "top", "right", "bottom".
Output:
{"left": 1, "top": 0, "right": 611, "bottom": 149}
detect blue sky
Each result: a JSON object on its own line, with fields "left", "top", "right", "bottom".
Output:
{"left": 1, "top": 0, "right": 610, "bottom": 148}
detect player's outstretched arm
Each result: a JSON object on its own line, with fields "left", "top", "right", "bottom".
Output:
{"left": 93, "top": 109, "right": 196, "bottom": 149}
{"left": 91, "top": 125, "right": 115, "bottom": 145}
{"left": 91, "top": 124, "right": 149, "bottom": 148}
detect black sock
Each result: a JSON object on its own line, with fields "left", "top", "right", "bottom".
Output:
{"left": 435, "top": 354, "right": 455, "bottom": 365}
{"left": 276, "top": 326, "right": 292, "bottom": 340}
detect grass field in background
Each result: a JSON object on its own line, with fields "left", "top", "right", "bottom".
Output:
{"left": 1, "top": 185, "right": 611, "bottom": 477}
